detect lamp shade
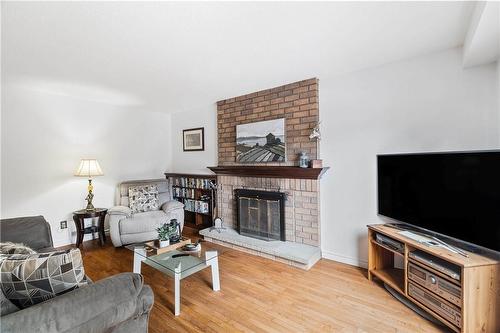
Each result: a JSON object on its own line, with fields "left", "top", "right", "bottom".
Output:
{"left": 75, "top": 159, "right": 104, "bottom": 177}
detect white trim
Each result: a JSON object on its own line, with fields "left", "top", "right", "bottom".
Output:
{"left": 322, "top": 250, "right": 368, "bottom": 269}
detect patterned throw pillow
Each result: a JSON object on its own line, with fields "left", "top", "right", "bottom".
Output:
{"left": 0, "top": 242, "right": 35, "bottom": 315}
{"left": 129, "top": 185, "right": 160, "bottom": 213}
{"left": 0, "top": 248, "right": 88, "bottom": 309}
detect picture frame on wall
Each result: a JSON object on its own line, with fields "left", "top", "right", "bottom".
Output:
{"left": 236, "top": 118, "right": 286, "bottom": 162}
{"left": 183, "top": 127, "right": 205, "bottom": 151}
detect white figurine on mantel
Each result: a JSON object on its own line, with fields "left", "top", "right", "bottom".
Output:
{"left": 309, "top": 121, "right": 322, "bottom": 167}
{"left": 309, "top": 121, "right": 321, "bottom": 141}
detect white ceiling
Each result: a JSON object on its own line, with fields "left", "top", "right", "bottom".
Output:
{"left": 463, "top": 2, "right": 500, "bottom": 68}
{"left": 2, "top": 2, "right": 475, "bottom": 113}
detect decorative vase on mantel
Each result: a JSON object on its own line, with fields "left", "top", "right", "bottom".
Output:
{"left": 299, "top": 151, "right": 310, "bottom": 168}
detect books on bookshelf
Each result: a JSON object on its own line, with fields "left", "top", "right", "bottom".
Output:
{"left": 165, "top": 174, "right": 216, "bottom": 228}
{"left": 172, "top": 187, "right": 195, "bottom": 199}
{"left": 171, "top": 177, "right": 213, "bottom": 189}
{"left": 183, "top": 199, "right": 210, "bottom": 214}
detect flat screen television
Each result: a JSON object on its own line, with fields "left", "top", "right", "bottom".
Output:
{"left": 377, "top": 150, "right": 500, "bottom": 253}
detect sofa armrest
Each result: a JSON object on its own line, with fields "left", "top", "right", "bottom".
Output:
{"left": 107, "top": 213, "right": 127, "bottom": 247}
{"left": 0, "top": 273, "right": 153, "bottom": 333}
{"left": 107, "top": 205, "right": 132, "bottom": 217}
{"left": 161, "top": 200, "right": 184, "bottom": 214}
{"left": 107, "top": 206, "right": 132, "bottom": 247}
{"left": 164, "top": 207, "right": 185, "bottom": 232}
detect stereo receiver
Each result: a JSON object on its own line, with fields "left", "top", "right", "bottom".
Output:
{"left": 408, "top": 262, "right": 462, "bottom": 307}
{"left": 408, "top": 282, "right": 461, "bottom": 328}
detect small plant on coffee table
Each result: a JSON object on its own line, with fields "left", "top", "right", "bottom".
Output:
{"left": 157, "top": 223, "right": 177, "bottom": 247}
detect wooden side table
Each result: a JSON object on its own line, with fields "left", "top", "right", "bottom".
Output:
{"left": 72, "top": 208, "right": 107, "bottom": 248}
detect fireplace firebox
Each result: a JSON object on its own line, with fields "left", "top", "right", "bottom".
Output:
{"left": 234, "top": 189, "right": 285, "bottom": 241}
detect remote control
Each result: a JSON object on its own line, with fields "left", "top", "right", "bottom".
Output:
{"left": 172, "top": 254, "right": 190, "bottom": 258}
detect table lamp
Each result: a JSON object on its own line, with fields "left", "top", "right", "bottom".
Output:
{"left": 75, "top": 159, "right": 104, "bottom": 211}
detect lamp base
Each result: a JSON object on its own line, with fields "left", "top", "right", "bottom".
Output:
{"left": 85, "top": 179, "right": 95, "bottom": 211}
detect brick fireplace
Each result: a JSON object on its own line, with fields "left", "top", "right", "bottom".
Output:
{"left": 201, "top": 78, "right": 325, "bottom": 269}
{"left": 214, "top": 175, "right": 321, "bottom": 246}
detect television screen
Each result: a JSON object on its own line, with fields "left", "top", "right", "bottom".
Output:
{"left": 377, "top": 151, "right": 500, "bottom": 252}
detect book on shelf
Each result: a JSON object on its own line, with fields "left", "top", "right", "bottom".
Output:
{"left": 171, "top": 177, "right": 214, "bottom": 190}
{"left": 182, "top": 199, "right": 210, "bottom": 214}
{"left": 172, "top": 187, "right": 195, "bottom": 199}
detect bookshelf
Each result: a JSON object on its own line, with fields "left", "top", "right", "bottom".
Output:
{"left": 164, "top": 173, "right": 217, "bottom": 230}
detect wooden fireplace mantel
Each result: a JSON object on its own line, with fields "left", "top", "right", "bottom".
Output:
{"left": 207, "top": 166, "right": 329, "bottom": 180}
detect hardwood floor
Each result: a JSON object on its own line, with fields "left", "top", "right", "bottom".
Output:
{"left": 77, "top": 236, "right": 446, "bottom": 333}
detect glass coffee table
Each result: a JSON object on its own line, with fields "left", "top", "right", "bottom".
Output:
{"left": 125, "top": 240, "right": 225, "bottom": 316}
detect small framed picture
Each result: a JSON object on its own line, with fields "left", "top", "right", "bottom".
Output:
{"left": 183, "top": 127, "right": 204, "bottom": 151}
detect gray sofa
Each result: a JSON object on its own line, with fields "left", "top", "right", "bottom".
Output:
{"left": 0, "top": 216, "right": 154, "bottom": 333}
{"left": 107, "top": 179, "right": 184, "bottom": 247}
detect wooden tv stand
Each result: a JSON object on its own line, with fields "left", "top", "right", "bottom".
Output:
{"left": 368, "top": 224, "right": 500, "bottom": 333}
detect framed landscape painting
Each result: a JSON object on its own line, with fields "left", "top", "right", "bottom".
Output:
{"left": 236, "top": 118, "right": 286, "bottom": 162}
{"left": 183, "top": 127, "right": 204, "bottom": 151}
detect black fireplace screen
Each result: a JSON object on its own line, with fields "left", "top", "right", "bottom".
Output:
{"left": 235, "top": 189, "right": 285, "bottom": 241}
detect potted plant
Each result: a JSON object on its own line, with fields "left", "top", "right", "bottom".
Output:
{"left": 157, "top": 223, "right": 174, "bottom": 248}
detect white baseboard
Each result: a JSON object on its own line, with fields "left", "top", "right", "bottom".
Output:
{"left": 321, "top": 250, "right": 368, "bottom": 269}
{"left": 53, "top": 239, "right": 72, "bottom": 248}
{"left": 52, "top": 230, "right": 110, "bottom": 248}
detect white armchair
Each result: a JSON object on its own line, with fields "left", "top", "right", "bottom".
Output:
{"left": 106, "top": 179, "right": 184, "bottom": 247}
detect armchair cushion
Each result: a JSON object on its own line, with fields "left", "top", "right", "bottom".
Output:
{"left": 118, "top": 179, "right": 170, "bottom": 207}
{"left": 128, "top": 185, "right": 160, "bottom": 213}
{"left": 108, "top": 206, "right": 132, "bottom": 218}
{"left": 161, "top": 200, "right": 184, "bottom": 214}
{"left": 0, "top": 248, "right": 88, "bottom": 309}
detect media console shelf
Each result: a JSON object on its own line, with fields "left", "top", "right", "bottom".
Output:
{"left": 368, "top": 224, "right": 500, "bottom": 333}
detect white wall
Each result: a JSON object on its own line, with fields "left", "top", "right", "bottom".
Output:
{"left": 1, "top": 83, "right": 172, "bottom": 246}
{"left": 320, "top": 48, "right": 499, "bottom": 267}
{"left": 169, "top": 107, "right": 217, "bottom": 174}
